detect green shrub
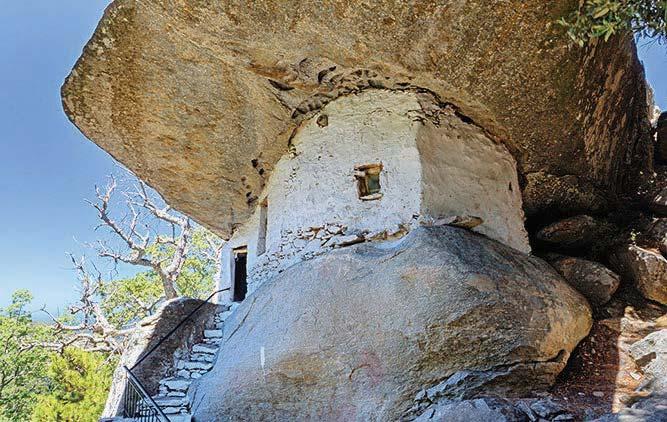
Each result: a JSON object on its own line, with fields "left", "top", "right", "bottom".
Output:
{"left": 30, "top": 348, "right": 115, "bottom": 422}
{"left": 0, "top": 291, "right": 53, "bottom": 421}
{"left": 559, "top": 0, "right": 667, "bottom": 45}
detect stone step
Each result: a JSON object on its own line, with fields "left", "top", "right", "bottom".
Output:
{"left": 176, "top": 369, "right": 192, "bottom": 379}
{"left": 159, "top": 378, "right": 191, "bottom": 392}
{"left": 163, "top": 414, "right": 192, "bottom": 422}
{"left": 166, "top": 390, "right": 186, "bottom": 397}
{"left": 152, "top": 396, "right": 189, "bottom": 408}
{"left": 192, "top": 344, "right": 218, "bottom": 354}
{"left": 190, "top": 352, "right": 215, "bottom": 363}
{"left": 216, "top": 310, "right": 232, "bottom": 321}
{"left": 162, "top": 406, "right": 188, "bottom": 415}
{"left": 214, "top": 321, "right": 225, "bottom": 329}
{"left": 204, "top": 329, "right": 223, "bottom": 338}
{"left": 177, "top": 360, "right": 213, "bottom": 371}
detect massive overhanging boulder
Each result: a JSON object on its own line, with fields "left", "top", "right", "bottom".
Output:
{"left": 62, "top": 0, "right": 649, "bottom": 237}
{"left": 190, "top": 226, "right": 592, "bottom": 421}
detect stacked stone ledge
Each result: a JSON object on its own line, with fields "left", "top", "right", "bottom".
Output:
{"left": 150, "top": 305, "right": 236, "bottom": 420}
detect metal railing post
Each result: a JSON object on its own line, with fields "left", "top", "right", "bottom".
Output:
{"left": 123, "top": 366, "right": 170, "bottom": 422}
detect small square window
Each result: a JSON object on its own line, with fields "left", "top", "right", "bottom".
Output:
{"left": 355, "top": 163, "right": 383, "bottom": 200}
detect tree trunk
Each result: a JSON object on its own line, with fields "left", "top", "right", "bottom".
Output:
{"left": 161, "top": 277, "right": 178, "bottom": 299}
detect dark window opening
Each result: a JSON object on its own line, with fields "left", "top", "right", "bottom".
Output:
{"left": 232, "top": 247, "right": 248, "bottom": 302}
{"left": 355, "top": 163, "right": 383, "bottom": 200}
{"left": 257, "top": 200, "right": 268, "bottom": 256}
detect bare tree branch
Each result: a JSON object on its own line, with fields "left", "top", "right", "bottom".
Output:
{"left": 88, "top": 177, "right": 195, "bottom": 299}
{"left": 39, "top": 255, "right": 134, "bottom": 354}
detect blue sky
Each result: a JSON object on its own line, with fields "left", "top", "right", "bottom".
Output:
{"left": 0, "top": 2, "right": 666, "bottom": 314}
{"left": 0, "top": 1, "right": 115, "bottom": 314}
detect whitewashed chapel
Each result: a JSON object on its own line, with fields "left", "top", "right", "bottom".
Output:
{"left": 217, "top": 90, "right": 530, "bottom": 304}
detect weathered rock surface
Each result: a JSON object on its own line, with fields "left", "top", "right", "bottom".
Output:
{"left": 412, "top": 398, "right": 530, "bottom": 422}
{"left": 191, "top": 226, "right": 591, "bottom": 421}
{"left": 536, "top": 215, "right": 600, "bottom": 249}
{"left": 101, "top": 298, "right": 220, "bottom": 418}
{"left": 62, "top": 1, "right": 649, "bottom": 237}
{"left": 629, "top": 329, "right": 667, "bottom": 393}
{"left": 611, "top": 245, "right": 667, "bottom": 305}
{"left": 523, "top": 173, "right": 609, "bottom": 219}
{"left": 593, "top": 394, "right": 667, "bottom": 422}
{"left": 645, "top": 218, "right": 667, "bottom": 256}
{"left": 547, "top": 256, "right": 620, "bottom": 307}
{"left": 656, "top": 112, "right": 667, "bottom": 164}
{"left": 407, "top": 395, "right": 583, "bottom": 422}
{"left": 651, "top": 186, "right": 667, "bottom": 217}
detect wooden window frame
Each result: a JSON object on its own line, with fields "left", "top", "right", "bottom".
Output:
{"left": 354, "top": 163, "right": 383, "bottom": 201}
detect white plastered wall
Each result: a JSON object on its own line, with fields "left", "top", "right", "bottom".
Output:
{"left": 417, "top": 117, "right": 530, "bottom": 253}
{"left": 217, "top": 90, "right": 529, "bottom": 303}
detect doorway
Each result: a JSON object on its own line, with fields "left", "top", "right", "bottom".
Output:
{"left": 232, "top": 246, "right": 248, "bottom": 302}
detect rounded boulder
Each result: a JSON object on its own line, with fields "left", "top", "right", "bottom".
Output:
{"left": 192, "top": 226, "right": 591, "bottom": 421}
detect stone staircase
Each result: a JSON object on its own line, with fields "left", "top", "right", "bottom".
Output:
{"left": 149, "top": 305, "right": 235, "bottom": 422}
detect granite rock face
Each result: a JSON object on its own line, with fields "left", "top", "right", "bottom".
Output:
{"left": 656, "top": 112, "right": 667, "bottom": 164}
{"left": 547, "top": 256, "right": 620, "bottom": 307}
{"left": 190, "top": 227, "right": 591, "bottom": 421}
{"left": 412, "top": 398, "right": 530, "bottom": 422}
{"left": 646, "top": 218, "right": 667, "bottom": 256}
{"left": 522, "top": 173, "right": 609, "bottom": 219}
{"left": 535, "top": 215, "right": 600, "bottom": 249}
{"left": 629, "top": 329, "right": 667, "bottom": 393}
{"left": 62, "top": 0, "right": 649, "bottom": 237}
{"left": 610, "top": 245, "right": 667, "bottom": 305}
{"left": 651, "top": 187, "right": 667, "bottom": 217}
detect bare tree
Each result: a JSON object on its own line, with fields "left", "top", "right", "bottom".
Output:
{"left": 89, "top": 176, "right": 195, "bottom": 300}
{"left": 39, "top": 174, "right": 225, "bottom": 353}
{"left": 41, "top": 256, "right": 132, "bottom": 354}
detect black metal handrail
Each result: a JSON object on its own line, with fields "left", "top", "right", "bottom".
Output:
{"left": 123, "top": 366, "right": 169, "bottom": 422}
{"left": 131, "top": 288, "right": 229, "bottom": 370}
{"left": 122, "top": 289, "right": 229, "bottom": 420}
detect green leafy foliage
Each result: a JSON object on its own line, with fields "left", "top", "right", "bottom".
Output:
{"left": 30, "top": 348, "right": 115, "bottom": 422}
{"left": 100, "top": 271, "right": 164, "bottom": 328}
{"left": 559, "top": 0, "right": 667, "bottom": 45}
{"left": 0, "top": 291, "right": 53, "bottom": 421}
{"left": 0, "top": 291, "right": 116, "bottom": 422}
